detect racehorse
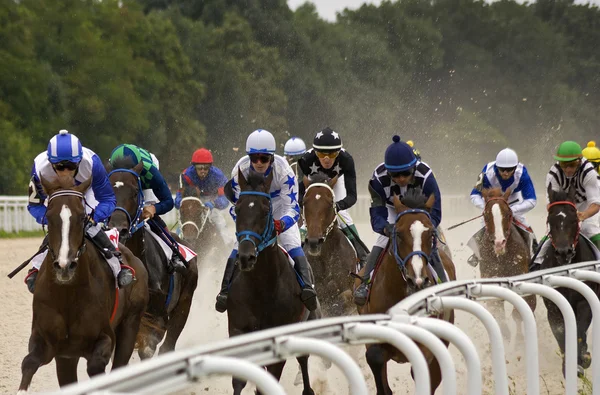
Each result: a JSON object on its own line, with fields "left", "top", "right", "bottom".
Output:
{"left": 543, "top": 185, "right": 598, "bottom": 376}
{"left": 107, "top": 161, "right": 198, "bottom": 359}
{"left": 18, "top": 175, "right": 148, "bottom": 391}
{"left": 227, "top": 169, "right": 319, "bottom": 395}
{"left": 302, "top": 173, "right": 357, "bottom": 316}
{"left": 353, "top": 189, "right": 456, "bottom": 395}
{"left": 478, "top": 187, "right": 536, "bottom": 339}
{"left": 179, "top": 196, "right": 221, "bottom": 252}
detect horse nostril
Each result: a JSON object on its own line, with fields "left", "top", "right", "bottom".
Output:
{"left": 53, "top": 261, "right": 60, "bottom": 270}
{"left": 69, "top": 261, "right": 78, "bottom": 270}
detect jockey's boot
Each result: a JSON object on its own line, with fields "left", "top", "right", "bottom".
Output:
{"left": 430, "top": 248, "right": 448, "bottom": 283}
{"left": 532, "top": 235, "right": 540, "bottom": 255}
{"left": 343, "top": 225, "right": 368, "bottom": 269}
{"left": 353, "top": 246, "right": 384, "bottom": 306}
{"left": 215, "top": 256, "right": 237, "bottom": 313}
{"left": 292, "top": 255, "right": 318, "bottom": 311}
{"left": 25, "top": 268, "right": 38, "bottom": 294}
{"left": 87, "top": 226, "right": 134, "bottom": 288}
{"left": 467, "top": 254, "right": 479, "bottom": 267}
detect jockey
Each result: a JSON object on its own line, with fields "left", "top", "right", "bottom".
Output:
{"left": 25, "top": 130, "right": 133, "bottom": 293}
{"left": 215, "top": 129, "right": 318, "bottom": 313}
{"left": 284, "top": 136, "right": 307, "bottom": 179}
{"left": 406, "top": 140, "right": 422, "bottom": 161}
{"left": 353, "top": 135, "right": 448, "bottom": 306}
{"left": 582, "top": 141, "right": 600, "bottom": 174}
{"left": 467, "top": 148, "right": 538, "bottom": 267}
{"left": 109, "top": 144, "right": 186, "bottom": 273}
{"left": 297, "top": 127, "right": 369, "bottom": 268}
{"left": 175, "top": 148, "right": 233, "bottom": 244}
{"left": 531, "top": 141, "right": 600, "bottom": 269}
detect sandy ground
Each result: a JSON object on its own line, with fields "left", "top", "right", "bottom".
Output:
{"left": 0, "top": 216, "right": 592, "bottom": 394}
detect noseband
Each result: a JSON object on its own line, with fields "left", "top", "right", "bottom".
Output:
{"left": 108, "top": 169, "right": 145, "bottom": 236}
{"left": 236, "top": 191, "right": 277, "bottom": 255}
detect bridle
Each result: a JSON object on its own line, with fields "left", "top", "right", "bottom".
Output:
{"left": 235, "top": 191, "right": 277, "bottom": 255}
{"left": 108, "top": 169, "right": 145, "bottom": 236}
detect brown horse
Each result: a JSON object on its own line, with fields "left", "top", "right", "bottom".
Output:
{"left": 179, "top": 196, "right": 210, "bottom": 245}
{"left": 302, "top": 173, "right": 357, "bottom": 316}
{"left": 228, "top": 169, "right": 318, "bottom": 395}
{"left": 477, "top": 187, "right": 536, "bottom": 339}
{"left": 107, "top": 162, "right": 198, "bottom": 359}
{"left": 18, "top": 175, "right": 148, "bottom": 392}
{"left": 354, "top": 189, "right": 456, "bottom": 395}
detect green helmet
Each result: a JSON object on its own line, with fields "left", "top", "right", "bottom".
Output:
{"left": 554, "top": 141, "right": 583, "bottom": 162}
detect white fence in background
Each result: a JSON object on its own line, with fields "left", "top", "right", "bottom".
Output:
{"left": 0, "top": 195, "right": 477, "bottom": 233}
{"left": 52, "top": 260, "right": 600, "bottom": 395}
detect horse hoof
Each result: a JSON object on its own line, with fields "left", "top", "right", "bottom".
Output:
{"left": 581, "top": 352, "right": 592, "bottom": 369}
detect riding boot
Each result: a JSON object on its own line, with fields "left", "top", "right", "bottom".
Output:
{"left": 215, "top": 256, "right": 237, "bottom": 313}
{"left": 342, "top": 225, "right": 368, "bottom": 269}
{"left": 86, "top": 225, "right": 134, "bottom": 288}
{"left": 430, "top": 249, "right": 448, "bottom": 283}
{"left": 532, "top": 235, "right": 540, "bottom": 256}
{"left": 529, "top": 236, "right": 549, "bottom": 272}
{"left": 292, "top": 255, "right": 318, "bottom": 311}
{"left": 353, "top": 246, "right": 384, "bottom": 306}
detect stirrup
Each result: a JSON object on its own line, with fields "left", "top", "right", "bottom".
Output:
{"left": 215, "top": 293, "right": 228, "bottom": 313}
{"left": 117, "top": 267, "right": 134, "bottom": 288}
{"left": 467, "top": 254, "right": 479, "bottom": 267}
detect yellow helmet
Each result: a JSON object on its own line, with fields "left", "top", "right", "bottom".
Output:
{"left": 582, "top": 141, "right": 600, "bottom": 163}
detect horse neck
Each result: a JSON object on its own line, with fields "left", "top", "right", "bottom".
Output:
{"left": 372, "top": 249, "right": 408, "bottom": 309}
{"left": 246, "top": 244, "right": 291, "bottom": 292}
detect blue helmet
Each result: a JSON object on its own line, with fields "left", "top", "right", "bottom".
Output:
{"left": 384, "top": 135, "right": 416, "bottom": 171}
{"left": 47, "top": 130, "right": 83, "bottom": 164}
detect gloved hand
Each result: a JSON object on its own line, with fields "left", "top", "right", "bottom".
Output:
{"left": 384, "top": 223, "right": 395, "bottom": 237}
{"left": 142, "top": 205, "right": 156, "bottom": 219}
{"left": 174, "top": 193, "right": 182, "bottom": 209}
{"left": 274, "top": 219, "right": 286, "bottom": 234}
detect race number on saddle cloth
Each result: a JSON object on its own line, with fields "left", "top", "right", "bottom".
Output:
{"left": 468, "top": 148, "right": 538, "bottom": 261}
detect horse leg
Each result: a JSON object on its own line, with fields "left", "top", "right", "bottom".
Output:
{"left": 55, "top": 357, "right": 79, "bottom": 386}
{"left": 18, "top": 331, "right": 54, "bottom": 392}
{"left": 297, "top": 356, "right": 315, "bottom": 395}
{"left": 112, "top": 314, "right": 144, "bottom": 369}
{"left": 159, "top": 270, "right": 198, "bottom": 354}
{"left": 86, "top": 332, "right": 113, "bottom": 377}
{"left": 255, "top": 361, "right": 286, "bottom": 395}
{"left": 576, "top": 297, "right": 593, "bottom": 372}
{"left": 544, "top": 297, "right": 567, "bottom": 376}
{"left": 366, "top": 345, "right": 392, "bottom": 395}
{"left": 232, "top": 377, "right": 247, "bottom": 395}
{"left": 427, "top": 356, "right": 443, "bottom": 395}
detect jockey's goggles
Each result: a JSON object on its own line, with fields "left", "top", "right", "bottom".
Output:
{"left": 194, "top": 164, "right": 211, "bottom": 171}
{"left": 315, "top": 150, "right": 340, "bottom": 159}
{"left": 559, "top": 159, "right": 581, "bottom": 170}
{"left": 53, "top": 161, "right": 79, "bottom": 171}
{"left": 388, "top": 169, "right": 414, "bottom": 178}
{"left": 497, "top": 166, "right": 517, "bottom": 174}
{"left": 249, "top": 153, "right": 273, "bottom": 164}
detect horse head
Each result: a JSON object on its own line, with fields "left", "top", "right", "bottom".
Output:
{"left": 180, "top": 196, "right": 210, "bottom": 240}
{"left": 482, "top": 187, "right": 513, "bottom": 256}
{"left": 235, "top": 168, "right": 275, "bottom": 271}
{"left": 391, "top": 188, "right": 436, "bottom": 291}
{"left": 302, "top": 172, "right": 338, "bottom": 256}
{"left": 107, "top": 160, "right": 144, "bottom": 242}
{"left": 39, "top": 175, "right": 92, "bottom": 284}
{"left": 547, "top": 184, "right": 579, "bottom": 263}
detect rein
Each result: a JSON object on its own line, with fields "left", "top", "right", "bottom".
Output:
{"left": 303, "top": 182, "right": 338, "bottom": 242}
{"left": 547, "top": 200, "right": 580, "bottom": 252}
{"left": 390, "top": 208, "right": 434, "bottom": 279}
{"left": 180, "top": 196, "right": 210, "bottom": 239}
{"left": 108, "top": 169, "right": 145, "bottom": 236}
{"left": 236, "top": 191, "right": 277, "bottom": 254}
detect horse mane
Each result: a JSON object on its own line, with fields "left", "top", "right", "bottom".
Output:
{"left": 246, "top": 170, "right": 267, "bottom": 190}
{"left": 400, "top": 188, "right": 429, "bottom": 209}
{"left": 110, "top": 156, "right": 137, "bottom": 170}
{"left": 308, "top": 172, "right": 330, "bottom": 185}
{"left": 484, "top": 187, "right": 503, "bottom": 198}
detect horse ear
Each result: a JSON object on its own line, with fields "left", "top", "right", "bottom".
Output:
{"left": 133, "top": 162, "right": 143, "bottom": 175}
{"left": 567, "top": 186, "right": 577, "bottom": 203}
{"left": 425, "top": 193, "right": 436, "bottom": 210}
{"left": 329, "top": 175, "right": 339, "bottom": 189}
{"left": 302, "top": 176, "right": 310, "bottom": 189}
{"left": 74, "top": 177, "right": 92, "bottom": 194}
{"left": 40, "top": 175, "right": 59, "bottom": 196}
{"left": 264, "top": 169, "right": 274, "bottom": 191}
{"left": 503, "top": 188, "right": 512, "bottom": 201}
{"left": 237, "top": 167, "right": 247, "bottom": 190}
{"left": 393, "top": 194, "right": 407, "bottom": 213}
{"left": 547, "top": 184, "right": 555, "bottom": 203}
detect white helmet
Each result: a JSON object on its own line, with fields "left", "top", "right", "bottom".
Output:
{"left": 246, "top": 129, "right": 276, "bottom": 154}
{"left": 496, "top": 148, "right": 518, "bottom": 168}
{"left": 284, "top": 137, "right": 306, "bottom": 156}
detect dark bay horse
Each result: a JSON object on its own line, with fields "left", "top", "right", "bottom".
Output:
{"left": 107, "top": 161, "right": 198, "bottom": 359}
{"left": 18, "top": 176, "right": 148, "bottom": 392}
{"left": 543, "top": 185, "right": 598, "bottom": 376}
{"left": 353, "top": 189, "right": 456, "bottom": 395}
{"left": 302, "top": 173, "right": 357, "bottom": 316}
{"left": 228, "top": 169, "right": 318, "bottom": 395}
{"left": 478, "top": 187, "right": 536, "bottom": 339}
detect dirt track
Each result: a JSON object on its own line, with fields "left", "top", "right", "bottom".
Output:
{"left": 0, "top": 218, "right": 587, "bottom": 394}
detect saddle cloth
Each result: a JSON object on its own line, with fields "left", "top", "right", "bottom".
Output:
{"left": 144, "top": 223, "right": 197, "bottom": 262}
